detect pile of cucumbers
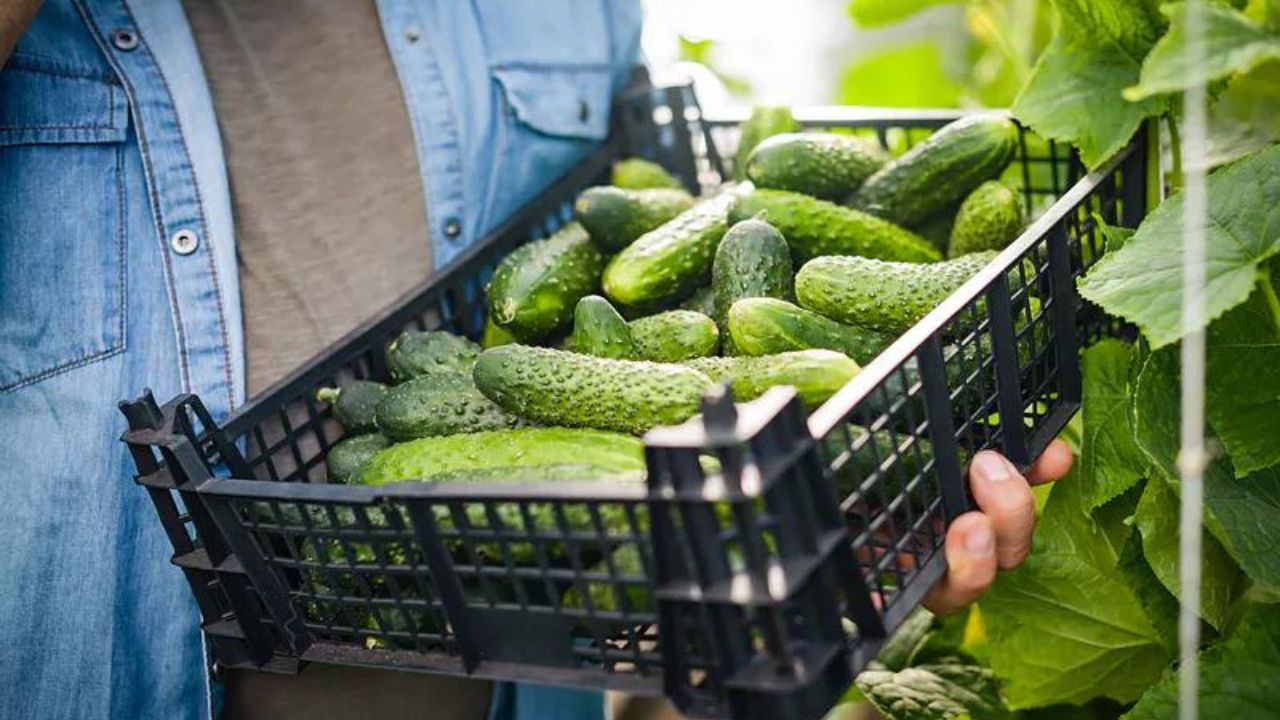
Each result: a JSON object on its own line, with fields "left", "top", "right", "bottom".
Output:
{"left": 319, "top": 113, "right": 1026, "bottom": 490}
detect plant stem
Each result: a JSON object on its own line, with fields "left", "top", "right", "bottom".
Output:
{"left": 1166, "top": 114, "right": 1183, "bottom": 192}
{"left": 1259, "top": 267, "right": 1280, "bottom": 333}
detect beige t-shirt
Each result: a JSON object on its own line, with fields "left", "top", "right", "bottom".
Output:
{"left": 184, "top": 0, "right": 432, "bottom": 396}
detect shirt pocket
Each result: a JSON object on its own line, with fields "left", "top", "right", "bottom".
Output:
{"left": 0, "top": 54, "right": 130, "bottom": 392}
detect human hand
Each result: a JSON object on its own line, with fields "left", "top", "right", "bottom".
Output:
{"left": 922, "top": 439, "right": 1074, "bottom": 614}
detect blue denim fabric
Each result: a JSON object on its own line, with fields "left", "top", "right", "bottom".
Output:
{"left": 0, "top": 1, "right": 641, "bottom": 719}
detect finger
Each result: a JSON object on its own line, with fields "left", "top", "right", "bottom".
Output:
{"left": 922, "top": 512, "right": 997, "bottom": 615}
{"left": 969, "top": 451, "right": 1037, "bottom": 570}
{"left": 1025, "top": 439, "right": 1074, "bottom": 486}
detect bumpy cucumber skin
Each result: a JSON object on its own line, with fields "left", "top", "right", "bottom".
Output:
{"left": 712, "top": 218, "right": 794, "bottom": 354}
{"left": 327, "top": 433, "right": 390, "bottom": 482}
{"left": 570, "top": 295, "right": 638, "bottom": 359}
{"left": 356, "top": 427, "right": 645, "bottom": 485}
{"left": 734, "top": 105, "right": 800, "bottom": 180}
{"left": 629, "top": 310, "right": 720, "bottom": 362}
{"left": 487, "top": 222, "right": 605, "bottom": 342}
{"left": 680, "top": 285, "right": 716, "bottom": 316}
{"left": 473, "top": 345, "right": 712, "bottom": 435}
{"left": 949, "top": 181, "right": 1024, "bottom": 257}
{"left": 729, "top": 189, "right": 940, "bottom": 265}
{"left": 574, "top": 186, "right": 694, "bottom": 252}
{"left": 684, "top": 349, "right": 860, "bottom": 407}
{"left": 727, "top": 297, "right": 892, "bottom": 365}
{"left": 387, "top": 330, "right": 481, "bottom": 382}
{"left": 602, "top": 188, "right": 745, "bottom": 307}
{"left": 376, "top": 372, "right": 524, "bottom": 441}
{"left": 745, "top": 132, "right": 887, "bottom": 200}
{"left": 611, "top": 158, "right": 683, "bottom": 190}
{"left": 795, "top": 251, "right": 997, "bottom": 334}
{"left": 317, "top": 380, "right": 388, "bottom": 433}
{"left": 849, "top": 115, "right": 1019, "bottom": 227}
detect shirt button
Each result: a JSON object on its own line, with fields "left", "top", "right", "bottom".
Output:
{"left": 443, "top": 218, "right": 462, "bottom": 240}
{"left": 111, "top": 28, "right": 140, "bottom": 52}
{"left": 170, "top": 229, "right": 199, "bottom": 255}
{"left": 404, "top": 27, "right": 421, "bottom": 43}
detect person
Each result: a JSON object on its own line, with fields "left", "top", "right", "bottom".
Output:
{"left": 0, "top": 1, "right": 1070, "bottom": 719}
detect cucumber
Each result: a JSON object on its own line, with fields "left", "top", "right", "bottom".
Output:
{"left": 913, "top": 205, "right": 958, "bottom": 255}
{"left": 745, "top": 132, "right": 887, "bottom": 200}
{"left": 822, "top": 426, "right": 934, "bottom": 501}
{"left": 611, "top": 157, "right": 684, "bottom": 190}
{"left": 563, "top": 544, "right": 650, "bottom": 611}
{"left": 574, "top": 186, "right": 695, "bottom": 252}
{"left": 734, "top": 105, "right": 800, "bottom": 180}
{"left": 316, "top": 380, "right": 389, "bottom": 433}
{"left": 487, "top": 222, "right": 605, "bottom": 342}
{"left": 386, "top": 330, "right": 481, "bottom": 382}
{"left": 712, "top": 217, "right": 793, "bottom": 354}
{"left": 728, "top": 189, "right": 940, "bottom": 265}
{"left": 570, "top": 295, "right": 638, "bottom": 359}
{"left": 727, "top": 298, "right": 893, "bottom": 365}
{"left": 684, "top": 350, "right": 860, "bottom": 407}
{"left": 629, "top": 310, "right": 720, "bottom": 362}
{"left": 482, "top": 316, "right": 516, "bottom": 348}
{"left": 326, "top": 433, "right": 390, "bottom": 483}
{"left": 357, "top": 427, "right": 645, "bottom": 486}
{"left": 680, "top": 285, "right": 716, "bottom": 316}
{"left": 949, "top": 181, "right": 1024, "bottom": 257}
{"left": 849, "top": 115, "right": 1018, "bottom": 227}
{"left": 376, "top": 371, "right": 525, "bottom": 441}
{"left": 473, "top": 345, "right": 713, "bottom": 435}
{"left": 795, "top": 252, "right": 997, "bottom": 334}
{"left": 602, "top": 187, "right": 747, "bottom": 307}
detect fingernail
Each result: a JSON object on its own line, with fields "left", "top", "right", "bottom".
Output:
{"left": 973, "top": 452, "right": 1011, "bottom": 482}
{"left": 965, "top": 523, "right": 995, "bottom": 554}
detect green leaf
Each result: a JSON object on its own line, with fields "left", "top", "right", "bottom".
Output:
{"left": 1205, "top": 283, "right": 1280, "bottom": 476}
{"left": 1134, "top": 474, "right": 1247, "bottom": 630}
{"left": 855, "top": 662, "right": 1011, "bottom": 720}
{"left": 981, "top": 465, "right": 1172, "bottom": 708}
{"left": 1123, "top": 606, "right": 1280, "bottom": 719}
{"left": 846, "top": 0, "right": 961, "bottom": 28}
{"left": 838, "top": 42, "right": 964, "bottom": 109}
{"left": 1012, "top": 34, "right": 1165, "bottom": 168}
{"left": 1133, "top": 348, "right": 1280, "bottom": 593}
{"left": 1081, "top": 339, "right": 1149, "bottom": 510}
{"left": 1052, "top": 0, "right": 1167, "bottom": 61}
{"left": 1116, "top": 521, "right": 1182, "bottom": 653}
{"left": 1206, "top": 61, "right": 1280, "bottom": 168}
{"left": 1126, "top": 2, "right": 1280, "bottom": 101}
{"left": 1078, "top": 144, "right": 1280, "bottom": 348}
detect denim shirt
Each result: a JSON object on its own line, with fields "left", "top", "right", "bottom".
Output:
{"left": 0, "top": 2, "right": 641, "bottom": 719}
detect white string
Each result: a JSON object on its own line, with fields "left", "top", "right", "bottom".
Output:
{"left": 1177, "top": 2, "right": 1208, "bottom": 719}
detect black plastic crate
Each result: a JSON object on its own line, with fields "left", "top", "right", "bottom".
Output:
{"left": 119, "top": 79, "right": 1147, "bottom": 720}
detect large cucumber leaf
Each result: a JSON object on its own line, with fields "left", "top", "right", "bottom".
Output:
{"left": 1204, "top": 284, "right": 1280, "bottom": 476}
{"left": 1126, "top": 2, "right": 1280, "bottom": 100}
{"left": 1078, "top": 145, "right": 1280, "bottom": 348}
{"left": 1080, "top": 339, "right": 1149, "bottom": 510}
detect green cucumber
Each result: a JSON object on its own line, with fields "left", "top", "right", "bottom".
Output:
{"left": 822, "top": 426, "right": 935, "bottom": 501}
{"left": 473, "top": 345, "right": 712, "bottom": 435}
{"left": 482, "top": 316, "right": 516, "bottom": 348}
{"left": 727, "top": 298, "right": 893, "bottom": 365}
{"left": 487, "top": 222, "right": 605, "bottom": 342}
{"left": 949, "top": 181, "right": 1024, "bottom": 257}
{"left": 734, "top": 105, "right": 800, "bottom": 180}
{"left": 357, "top": 427, "right": 646, "bottom": 486}
{"left": 728, "top": 189, "right": 940, "bottom": 265}
{"left": 913, "top": 206, "right": 958, "bottom": 255}
{"left": 386, "top": 330, "right": 481, "bottom": 382}
{"left": 795, "top": 252, "right": 997, "bottom": 334}
{"left": 574, "top": 186, "right": 695, "bottom": 252}
{"left": 326, "top": 433, "right": 390, "bottom": 483}
{"left": 849, "top": 114, "right": 1018, "bottom": 227}
{"left": 712, "top": 217, "right": 793, "bottom": 354}
{"left": 376, "top": 372, "right": 525, "bottom": 441}
{"left": 570, "top": 295, "right": 637, "bottom": 359}
{"left": 316, "top": 380, "right": 389, "bottom": 433}
{"left": 629, "top": 310, "right": 720, "bottom": 362}
{"left": 602, "top": 187, "right": 746, "bottom": 307}
{"left": 680, "top": 285, "right": 716, "bottom": 316}
{"left": 745, "top": 132, "right": 887, "bottom": 200}
{"left": 611, "top": 157, "right": 683, "bottom": 190}
{"left": 683, "top": 350, "right": 860, "bottom": 407}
